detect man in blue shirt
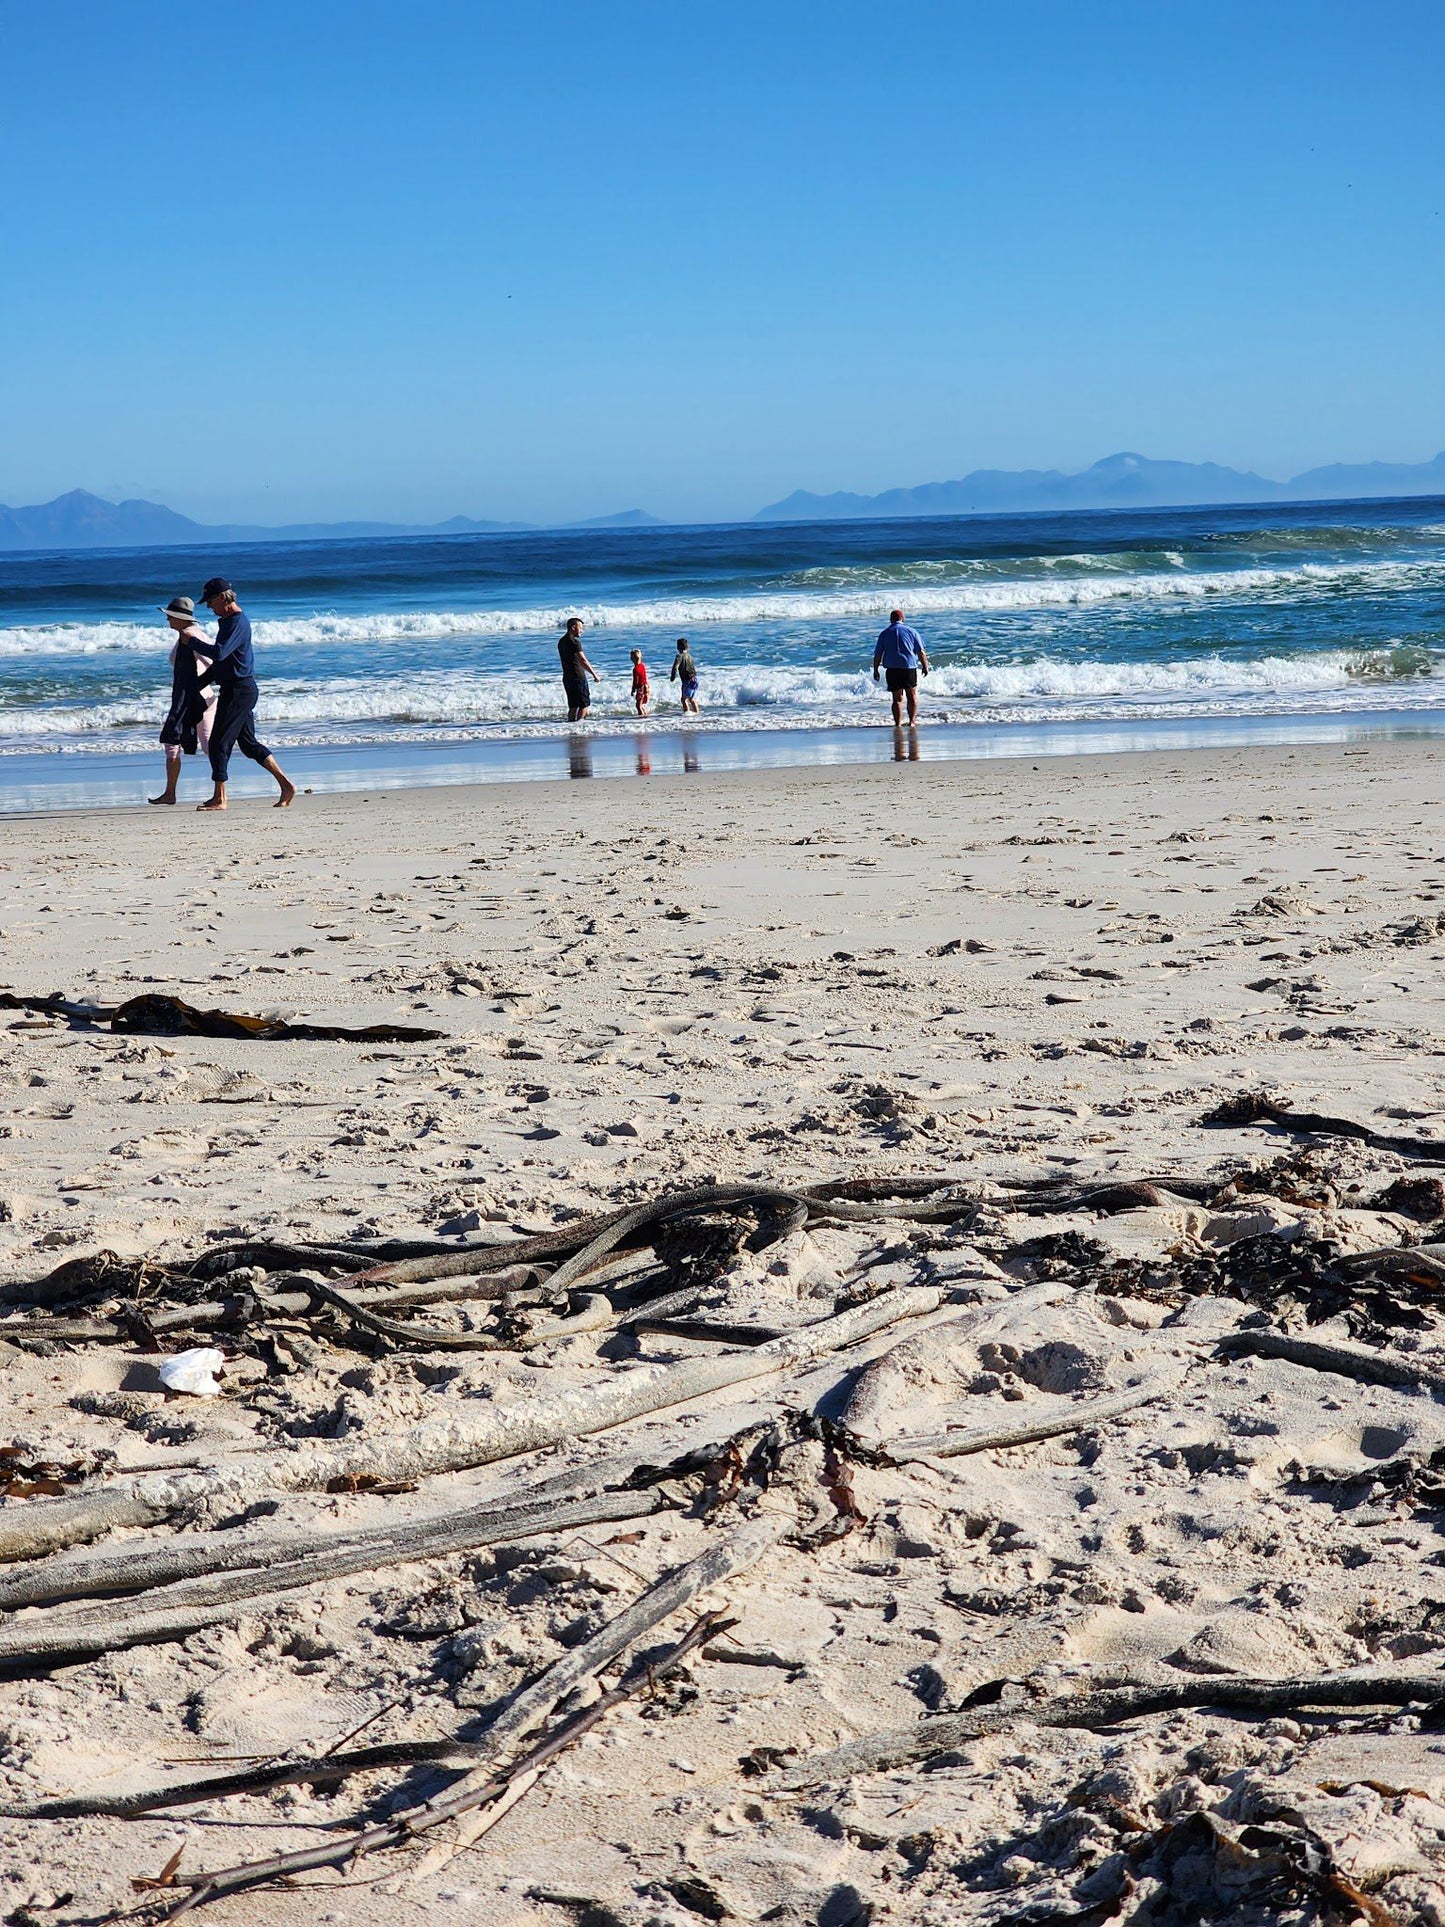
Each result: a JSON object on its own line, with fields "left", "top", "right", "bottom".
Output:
{"left": 190, "top": 577, "right": 296, "bottom": 811}
{"left": 872, "top": 608, "right": 931, "bottom": 725}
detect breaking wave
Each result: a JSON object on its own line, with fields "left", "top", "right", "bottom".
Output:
{"left": 2, "top": 646, "right": 1438, "bottom": 752}
{"left": 2, "top": 553, "right": 1444, "bottom": 658}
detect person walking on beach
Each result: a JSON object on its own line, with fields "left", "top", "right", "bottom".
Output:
{"left": 630, "top": 648, "right": 649, "bottom": 716}
{"left": 190, "top": 578, "right": 296, "bottom": 811}
{"left": 151, "top": 595, "right": 218, "bottom": 805}
{"left": 558, "top": 617, "right": 599, "bottom": 721}
{"left": 670, "top": 637, "right": 700, "bottom": 713}
{"left": 873, "top": 607, "right": 930, "bottom": 725}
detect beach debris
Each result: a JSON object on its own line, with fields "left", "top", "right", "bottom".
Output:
{"left": 131, "top": 1608, "right": 733, "bottom": 1915}
{"left": 109, "top": 992, "right": 445, "bottom": 1043}
{"left": 1218, "top": 1327, "right": 1445, "bottom": 1394}
{"left": 0, "top": 1446, "right": 93, "bottom": 1501}
{"left": 783, "top": 1664, "right": 1445, "bottom": 1786}
{"left": 883, "top": 1371, "right": 1183, "bottom": 1462}
{"left": 155, "top": 1347, "right": 225, "bottom": 1397}
{"left": 0, "top": 1277, "right": 941, "bottom": 1566}
{"left": 0, "top": 1489, "right": 667, "bottom": 1667}
{"left": 8, "top": 1158, "right": 1445, "bottom": 1921}
{"left": 1002, "top": 1807, "right": 1404, "bottom": 1927}
{"left": 1200, "top": 1090, "right": 1445, "bottom": 1161}
{"left": 0, "top": 986, "right": 444, "bottom": 1043}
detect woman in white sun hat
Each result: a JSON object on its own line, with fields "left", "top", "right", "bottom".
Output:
{"left": 151, "top": 594, "right": 218, "bottom": 805}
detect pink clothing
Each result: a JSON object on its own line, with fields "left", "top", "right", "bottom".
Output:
{"left": 171, "top": 627, "right": 218, "bottom": 754}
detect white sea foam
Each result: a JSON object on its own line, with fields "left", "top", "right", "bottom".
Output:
{"left": 1, "top": 552, "right": 1442, "bottom": 657}
{"left": 1, "top": 647, "right": 1436, "bottom": 750}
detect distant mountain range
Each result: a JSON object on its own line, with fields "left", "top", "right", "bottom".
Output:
{"left": 3, "top": 450, "right": 1445, "bottom": 551}
{"left": 754, "top": 449, "right": 1445, "bottom": 521}
{"left": 0, "top": 490, "right": 661, "bottom": 552}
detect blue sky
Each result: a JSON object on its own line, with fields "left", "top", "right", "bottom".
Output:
{"left": 1, "top": 1, "right": 1441, "bottom": 525}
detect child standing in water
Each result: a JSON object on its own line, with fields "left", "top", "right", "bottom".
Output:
{"left": 630, "top": 648, "right": 649, "bottom": 715}
{"left": 670, "top": 637, "right": 700, "bottom": 713}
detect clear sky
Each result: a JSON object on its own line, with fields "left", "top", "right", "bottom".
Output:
{"left": 2, "top": 0, "right": 1441, "bottom": 526}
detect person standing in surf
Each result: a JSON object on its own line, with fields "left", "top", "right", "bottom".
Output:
{"left": 872, "top": 608, "right": 930, "bottom": 725}
{"left": 190, "top": 578, "right": 296, "bottom": 811}
{"left": 558, "top": 617, "right": 599, "bottom": 720}
{"left": 669, "top": 637, "right": 700, "bottom": 713}
{"left": 151, "top": 595, "right": 218, "bottom": 804}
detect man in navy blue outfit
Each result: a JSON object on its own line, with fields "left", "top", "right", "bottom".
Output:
{"left": 191, "top": 578, "right": 296, "bottom": 811}
{"left": 872, "top": 608, "right": 931, "bottom": 725}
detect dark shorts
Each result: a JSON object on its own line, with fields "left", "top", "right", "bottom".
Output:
{"left": 680, "top": 678, "right": 699, "bottom": 701}
{"left": 885, "top": 667, "right": 918, "bottom": 692}
{"left": 563, "top": 676, "right": 590, "bottom": 710}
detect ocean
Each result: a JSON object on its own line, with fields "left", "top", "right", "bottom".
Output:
{"left": 2, "top": 496, "right": 1444, "bottom": 808}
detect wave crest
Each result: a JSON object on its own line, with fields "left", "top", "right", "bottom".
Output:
{"left": 2, "top": 552, "right": 1443, "bottom": 657}
{"left": 0, "top": 646, "right": 1436, "bottom": 746}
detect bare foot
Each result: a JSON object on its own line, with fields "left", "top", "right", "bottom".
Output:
{"left": 197, "top": 797, "right": 227, "bottom": 812}
{"left": 148, "top": 794, "right": 177, "bottom": 806}
{"left": 274, "top": 780, "right": 297, "bottom": 809}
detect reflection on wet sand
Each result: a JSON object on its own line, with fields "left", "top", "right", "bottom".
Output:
{"left": 892, "top": 724, "right": 921, "bottom": 762}
{"left": 682, "top": 731, "right": 702, "bottom": 774}
{"left": 635, "top": 734, "right": 653, "bottom": 775}
{"left": 566, "top": 733, "right": 594, "bottom": 779}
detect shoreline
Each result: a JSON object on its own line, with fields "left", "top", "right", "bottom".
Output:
{"left": 3, "top": 701, "right": 1445, "bottom": 815}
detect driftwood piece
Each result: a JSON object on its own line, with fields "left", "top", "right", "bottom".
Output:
{"left": 888, "top": 1375, "right": 1181, "bottom": 1463}
{"left": 1336, "top": 1244, "right": 1445, "bottom": 1283}
{"left": 1, "top": 1265, "right": 547, "bottom": 1348}
{"left": 0, "top": 1485, "right": 173, "bottom": 1565}
{"left": 1220, "top": 1329, "right": 1445, "bottom": 1394}
{"left": 0, "top": 1485, "right": 661, "bottom": 1620}
{"left": 282, "top": 1274, "right": 599, "bottom": 1352}
{"left": 149, "top": 1609, "right": 732, "bottom": 1916}
{"left": 11, "top": 1518, "right": 778, "bottom": 1829}
{"left": 784, "top": 1665, "right": 1445, "bottom": 1786}
{"left": 841, "top": 1278, "right": 1072, "bottom": 1434}
{"left": 401, "top": 1513, "right": 783, "bottom": 1884}
{"left": 629, "top": 1316, "right": 788, "bottom": 1347}
{"left": 0, "top": 1285, "right": 941, "bottom": 1565}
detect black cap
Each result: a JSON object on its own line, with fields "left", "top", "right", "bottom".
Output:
{"left": 200, "top": 577, "right": 234, "bottom": 602}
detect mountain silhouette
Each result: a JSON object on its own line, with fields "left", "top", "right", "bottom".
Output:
{"left": 755, "top": 449, "right": 1445, "bottom": 521}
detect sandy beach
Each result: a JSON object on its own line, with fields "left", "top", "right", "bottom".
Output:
{"left": 4, "top": 738, "right": 1445, "bottom": 1923}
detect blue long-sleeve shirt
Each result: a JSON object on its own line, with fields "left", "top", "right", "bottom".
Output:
{"left": 873, "top": 621, "right": 926, "bottom": 672}
{"left": 192, "top": 611, "right": 256, "bottom": 689}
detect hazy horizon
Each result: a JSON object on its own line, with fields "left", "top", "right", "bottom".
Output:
{"left": 6, "top": 441, "right": 1445, "bottom": 539}
{"left": 2, "top": 2, "right": 1441, "bottom": 526}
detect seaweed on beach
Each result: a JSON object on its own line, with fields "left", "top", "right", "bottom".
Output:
{"left": 1285, "top": 1444, "right": 1445, "bottom": 1522}
{"left": 1099, "top": 1234, "right": 1440, "bottom": 1338}
{"left": 0, "top": 987, "right": 445, "bottom": 1044}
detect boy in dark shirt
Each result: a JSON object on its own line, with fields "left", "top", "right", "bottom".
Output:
{"left": 669, "top": 638, "right": 700, "bottom": 713}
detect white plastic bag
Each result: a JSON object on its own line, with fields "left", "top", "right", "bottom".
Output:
{"left": 157, "top": 1347, "right": 226, "bottom": 1397}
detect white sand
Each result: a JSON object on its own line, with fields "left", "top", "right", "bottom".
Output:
{"left": 2, "top": 740, "right": 1445, "bottom": 1923}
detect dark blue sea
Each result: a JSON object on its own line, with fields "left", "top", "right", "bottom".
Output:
{"left": 2, "top": 497, "right": 1443, "bottom": 805}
